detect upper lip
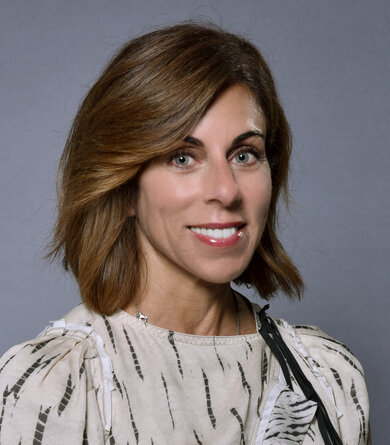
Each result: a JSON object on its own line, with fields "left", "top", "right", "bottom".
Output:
{"left": 188, "top": 221, "right": 245, "bottom": 229}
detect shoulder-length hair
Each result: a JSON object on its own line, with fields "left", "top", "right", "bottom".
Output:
{"left": 48, "top": 22, "right": 304, "bottom": 315}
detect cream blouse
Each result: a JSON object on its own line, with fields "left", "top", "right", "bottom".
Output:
{"left": 0, "top": 303, "right": 370, "bottom": 444}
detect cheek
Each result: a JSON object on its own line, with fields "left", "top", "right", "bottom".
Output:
{"left": 136, "top": 171, "right": 198, "bottom": 221}
{"left": 263, "top": 178, "right": 273, "bottom": 210}
{"left": 243, "top": 171, "right": 272, "bottom": 213}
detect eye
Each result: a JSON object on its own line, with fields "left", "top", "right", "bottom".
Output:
{"left": 169, "top": 150, "right": 196, "bottom": 168}
{"left": 174, "top": 154, "right": 191, "bottom": 166}
{"left": 233, "top": 149, "right": 259, "bottom": 165}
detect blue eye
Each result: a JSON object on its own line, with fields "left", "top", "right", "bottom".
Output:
{"left": 169, "top": 151, "right": 195, "bottom": 168}
{"left": 173, "top": 154, "right": 191, "bottom": 166}
{"left": 234, "top": 151, "right": 256, "bottom": 164}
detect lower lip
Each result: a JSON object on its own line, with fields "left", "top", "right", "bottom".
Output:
{"left": 190, "top": 227, "right": 245, "bottom": 247}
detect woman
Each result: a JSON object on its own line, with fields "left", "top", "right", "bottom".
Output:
{"left": 0, "top": 23, "right": 370, "bottom": 444}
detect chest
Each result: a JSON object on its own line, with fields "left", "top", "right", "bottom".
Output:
{"left": 98, "top": 321, "right": 323, "bottom": 444}
{"left": 108, "top": 325, "right": 275, "bottom": 444}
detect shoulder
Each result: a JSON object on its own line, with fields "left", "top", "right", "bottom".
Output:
{"left": 276, "top": 318, "right": 371, "bottom": 444}
{"left": 286, "top": 321, "right": 365, "bottom": 374}
{"left": 0, "top": 304, "right": 103, "bottom": 384}
{"left": 0, "top": 304, "right": 107, "bottom": 443}
{"left": 276, "top": 318, "right": 368, "bottom": 393}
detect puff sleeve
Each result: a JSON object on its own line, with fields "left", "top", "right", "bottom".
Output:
{"left": 293, "top": 324, "right": 371, "bottom": 445}
{"left": 0, "top": 325, "right": 107, "bottom": 444}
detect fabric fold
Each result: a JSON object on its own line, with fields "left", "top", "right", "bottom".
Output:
{"left": 255, "top": 370, "right": 317, "bottom": 445}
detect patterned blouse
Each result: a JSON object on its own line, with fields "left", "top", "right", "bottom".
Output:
{"left": 0, "top": 303, "right": 370, "bottom": 444}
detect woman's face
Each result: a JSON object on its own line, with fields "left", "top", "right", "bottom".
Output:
{"left": 132, "top": 84, "right": 272, "bottom": 286}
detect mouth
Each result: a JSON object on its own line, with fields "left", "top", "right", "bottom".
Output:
{"left": 188, "top": 222, "right": 246, "bottom": 247}
{"left": 190, "top": 226, "right": 241, "bottom": 239}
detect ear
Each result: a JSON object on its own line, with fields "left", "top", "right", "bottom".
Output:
{"left": 128, "top": 205, "right": 136, "bottom": 217}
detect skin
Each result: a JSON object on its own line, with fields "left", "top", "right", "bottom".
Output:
{"left": 125, "top": 84, "right": 272, "bottom": 335}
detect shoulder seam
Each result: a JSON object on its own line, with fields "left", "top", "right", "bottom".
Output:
{"left": 292, "top": 327, "right": 364, "bottom": 377}
{"left": 278, "top": 319, "right": 342, "bottom": 417}
{"left": 44, "top": 318, "right": 115, "bottom": 433}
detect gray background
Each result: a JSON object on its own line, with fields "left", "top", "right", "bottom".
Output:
{"left": 1, "top": 0, "right": 388, "bottom": 442}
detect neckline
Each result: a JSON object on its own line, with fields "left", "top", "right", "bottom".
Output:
{"left": 118, "top": 302, "right": 263, "bottom": 346}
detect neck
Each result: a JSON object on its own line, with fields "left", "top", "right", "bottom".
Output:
{"left": 128, "top": 276, "right": 237, "bottom": 335}
{"left": 123, "top": 233, "right": 256, "bottom": 335}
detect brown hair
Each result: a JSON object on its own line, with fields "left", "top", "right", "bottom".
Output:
{"left": 48, "top": 22, "right": 304, "bottom": 315}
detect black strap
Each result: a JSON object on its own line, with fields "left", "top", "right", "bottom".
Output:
{"left": 257, "top": 305, "right": 343, "bottom": 445}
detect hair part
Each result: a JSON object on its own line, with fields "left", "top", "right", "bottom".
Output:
{"left": 47, "top": 22, "right": 304, "bottom": 315}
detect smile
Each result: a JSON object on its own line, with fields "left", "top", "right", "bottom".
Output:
{"left": 188, "top": 223, "right": 245, "bottom": 247}
{"left": 190, "top": 227, "right": 238, "bottom": 239}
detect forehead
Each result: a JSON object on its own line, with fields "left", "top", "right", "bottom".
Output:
{"left": 190, "top": 84, "right": 266, "bottom": 140}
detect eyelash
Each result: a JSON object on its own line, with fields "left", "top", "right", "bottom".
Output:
{"left": 168, "top": 146, "right": 266, "bottom": 169}
{"left": 168, "top": 149, "right": 195, "bottom": 168}
{"left": 234, "top": 147, "right": 265, "bottom": 164}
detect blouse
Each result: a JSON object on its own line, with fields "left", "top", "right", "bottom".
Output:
{"left": 0, "top": 302, "right": 370, "bottom": 444}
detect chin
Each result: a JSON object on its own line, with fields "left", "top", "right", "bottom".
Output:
{"left": 193, "top": 263, "right": 249, "bottom": 285}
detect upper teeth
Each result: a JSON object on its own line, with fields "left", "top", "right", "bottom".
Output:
{"left": 190, "top": 227, "right": 238, "bottom": 238}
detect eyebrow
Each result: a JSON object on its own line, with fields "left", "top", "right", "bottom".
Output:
{"left": 184, "top": 130, "right": 265, "bottom": 147}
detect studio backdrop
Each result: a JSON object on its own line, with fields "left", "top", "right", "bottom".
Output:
{"left": 0, "top": 1, "right": 388, "bottom": 442}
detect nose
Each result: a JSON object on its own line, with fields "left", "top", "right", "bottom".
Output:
{"left": 202, "top": 159, "right": 241, "bottom": 207}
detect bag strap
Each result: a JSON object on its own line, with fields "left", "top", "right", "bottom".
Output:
{"left": 257, "top": 305, "right": 343, "bottom": 445}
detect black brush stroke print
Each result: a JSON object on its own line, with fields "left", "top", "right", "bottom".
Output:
{"left": 168, "top": 331, "right": 183, "bottom": 378}
{"left": 33, "top": 405, "right": 51, "bottom": 445}
{"left": 10, "top": 355, "right": 45, "bottom": 401}
{"left": 193, "top": 429, "right": 203, "bottom": 445}
{"left": 102, "top": 315, "right": 117, "bottom": 354}
{"left": 123, "top": 383, "right": 139, "bottom": 444}
{"left": 57, "top": 373, "right": 75, "bottom": 416}
{"left": 316, "top": 335, "right": 354, "bottom": 355}
{"left": 202, "top": 369, "right": 216, "bottom": 429}
{"left": 230, "top": 408, "right": 245, "bottom": 445}
{"left": 294, "top": 325, "right": 317, "bottom": 331}
{"left": 351, "top": 379, "right": 367, "bottom": 443}
{"left": 264, "top": 390, "right": 316, "bottom": 443}
{"left": 307, "top": 424, "right": 316, "bottom": 442}
{"left": 256, "top": 396, "right": 261, "bottom": 418}
{"left": 161, "top": 373, "right": 175, "bottom": 430}
{"left": 261, "top": 351, "right": 268, "bottom": 386}
{"left": 245, "top": 340, "right": 253, "bottom": 353}
{"left": 123, "top": 327, "right": 144, "bottom": 380}
{"left": 312, "top": 358, "right": 321, "bottom": 368}
{"left": 112, "top": 370, "right": 123, "bottom": 397}
{"left": 0, "top": 354, "right": 16, "bottom": 375}
{"left": 79, "top": 360, "right": 86, "bottom": 378}
{"left": 0, "top": 386, "right": 10, "bottom": 436}
{"left": 108, "top": 427, "right": 116, "bottom": 444}
{"left": 31, "top": 338, "right": 56, "bottom": 354}
{"left": 213, "top": 344, "right": 224, "bottom": 372}
{"left": 330, "top": 368, "right": 343, "bottom": 390}
{"left": 237, "top": 361, "right": 251, "bottom": 397}
{"left": 324, "top": 345, "right": 363, "bottom": 376}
